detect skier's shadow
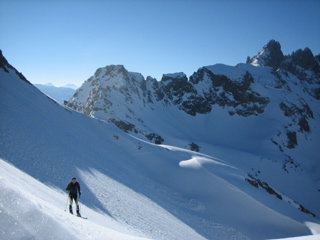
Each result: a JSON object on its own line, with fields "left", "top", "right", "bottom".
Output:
{"left": 74, "top": 168, "right": 113, "bottom": 218}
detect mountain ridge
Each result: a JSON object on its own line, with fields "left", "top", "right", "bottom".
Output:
{"left": 34, "top": 83, "right": 76, "bottom": 104}
{"left": 65, "top": 40, "right": 319, "bottom": 152}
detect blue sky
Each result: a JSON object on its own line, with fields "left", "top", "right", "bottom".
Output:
{"left": 1, "top": 0, "right": 319, "bottom": 87}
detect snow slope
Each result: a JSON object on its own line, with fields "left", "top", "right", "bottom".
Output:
{"left": 1, "top": 54, "right": 320, "bottom": 239}
{"left": 0, "top": 159, "right": 151, "bottom": 240}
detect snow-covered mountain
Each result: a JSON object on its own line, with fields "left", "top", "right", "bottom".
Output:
{"left": 66, "top": 40, "right": 320, "bottom": 216}
{"left": 63, "top": 83, "right": 79, "bottom": 89}
{"left": 35, "top": 83, "right": 77, "bottom": 104}
{"left": 1, "top": 43, "right": 320, "bottom": 240}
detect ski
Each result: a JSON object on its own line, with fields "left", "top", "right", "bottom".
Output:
{"left": 65, "top": 210, "right": 87, "bottom": 219}
{"left": 70, "top": 213, "right": 87, "bottom": 219}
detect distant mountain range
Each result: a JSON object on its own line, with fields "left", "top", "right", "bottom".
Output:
{"left": 34, "top": 83, "right": 77, "bottom": 104}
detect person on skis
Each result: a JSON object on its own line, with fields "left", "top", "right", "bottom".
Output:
{"left": 66, "top": 177, "right": 81, "bottom": 216}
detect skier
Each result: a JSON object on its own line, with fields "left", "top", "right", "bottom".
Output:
{"left": 66, "top": 177, "right": 81, "bottom": 217}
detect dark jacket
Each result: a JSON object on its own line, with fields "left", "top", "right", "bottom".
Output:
{"left": 66, "top": 182, "right": 81, "bottom": 196}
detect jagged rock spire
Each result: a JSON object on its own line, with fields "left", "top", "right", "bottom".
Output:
{"left": 247, "top": 40, "right": 284, "bottom": 68}
{"left": 290, "top": 47, "right": 319, "bottom": 73}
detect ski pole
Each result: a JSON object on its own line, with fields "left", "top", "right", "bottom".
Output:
{"left": 78, "top": 195, "right": 81, "bottom": 212}
{"left": 64, "top": 194, "right": 69, "bottom": 211}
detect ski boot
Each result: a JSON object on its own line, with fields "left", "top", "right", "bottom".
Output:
{"left": 69, "top": 205, "right": 73, "bottom": 214}
{"left": 76, "top": 204, "right": 81, "bottom": 217}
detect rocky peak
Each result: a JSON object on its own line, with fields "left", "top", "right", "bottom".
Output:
{"left": 289, "top": 48, "right": 319, "bottom": 73}
{"left": 89, "top": 65, "right": 147, "bottom": 94}
{"left": 95, "top": 64, "right": 127, "bottom": 76}
{"left": 247, "top": 40, "right": 284, "bottom": 69}
{"left": 93, "top": 65, "right": 129, "bottom": 85}
{"left": 0, "top": 50, "right": 29, "bottom": 83}
{"left": 247, "top": 41, "right": 320, "bottom": 88}
{"left": 146, "top": 75, "right": 157, "bottom": 83}
{"left": 161, "top": 72, "right": 188, "bottom": 82}
{"left": 280, "top": 47, "right": 320, "bottom": 85}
